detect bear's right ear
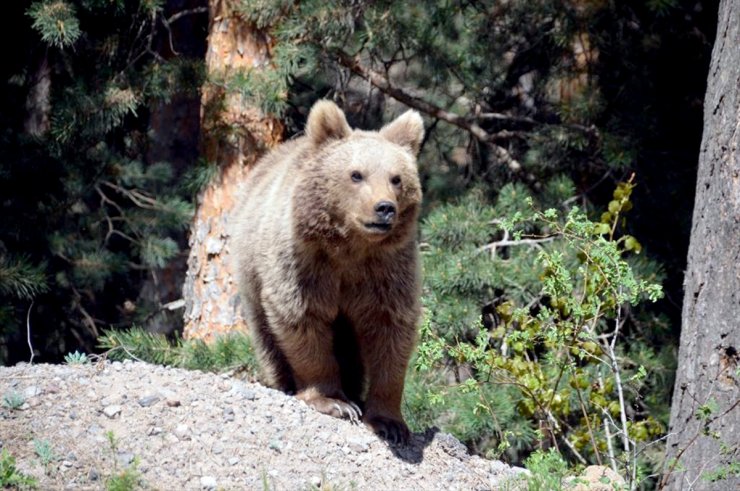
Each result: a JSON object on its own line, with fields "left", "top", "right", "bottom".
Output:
{"left": 306, "top": 100, "right": 351, "bottom": 146}
{"left": 379, "top": 110, "right": 425, "bottom": 156}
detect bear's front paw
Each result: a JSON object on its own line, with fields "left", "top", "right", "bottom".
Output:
{"left": 365, "top": 415, "right": 410, "bottom": 445}
{"left": 299, "top": 392, "right": 363, "bottom": 424}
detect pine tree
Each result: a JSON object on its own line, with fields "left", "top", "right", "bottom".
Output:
{"left": 0, "top": 0, "right": 208, "bottom": 362}
{"left": 181, "top": 0, "right": 284, "bottom": 340}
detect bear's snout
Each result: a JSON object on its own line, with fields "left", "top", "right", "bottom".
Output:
{"left": 374, "top": 201, "right": 397, "bottom": 223}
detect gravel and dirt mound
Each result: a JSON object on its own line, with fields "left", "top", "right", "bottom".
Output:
{"left": 0, "top": 360, "right": 526, "bottom": 490}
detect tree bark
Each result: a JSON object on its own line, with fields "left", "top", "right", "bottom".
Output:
{"left": 662, "top": 0, "right": 740, "bottom": 488}
{"left": 24, "top": 50, "right": 51, "bottom": 136}
{"left": 182, "top": 0, "right": 283, "bottom": 340}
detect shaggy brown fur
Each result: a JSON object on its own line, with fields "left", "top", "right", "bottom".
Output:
{"left": 231, "top": 100, "right": 424, "bottom": 443}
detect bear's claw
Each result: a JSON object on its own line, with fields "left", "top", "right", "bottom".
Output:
{"left": 302, "top": 393, "right": 362, "bottom": 424}
{"left": 332, "top": 401, "right": 362, "bottom": 424}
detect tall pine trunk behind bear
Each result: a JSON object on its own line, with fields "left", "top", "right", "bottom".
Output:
{"left": 182, "top": 0, "right": 282, "bottom": 340}
{"left": 661, "top": 0, "right": 739, "bottom": 488}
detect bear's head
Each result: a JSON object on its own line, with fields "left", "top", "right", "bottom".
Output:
{"left": 295, "top": 100, "right": 424, "bottom": 251}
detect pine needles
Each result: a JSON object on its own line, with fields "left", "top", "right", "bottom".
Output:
{"left": 97, "top": 327, "right": 258, "bottom": 374}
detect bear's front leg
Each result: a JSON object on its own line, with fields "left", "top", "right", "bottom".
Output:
{"left": 275, "top": 313, "right": 362, "bottom": 423}
{"left": 358, "top": 324, "right": 416, "bottom": 444}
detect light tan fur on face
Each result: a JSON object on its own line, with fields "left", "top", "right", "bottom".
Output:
{"left": 231, "top": 100, "right": 424, "bottom": 444}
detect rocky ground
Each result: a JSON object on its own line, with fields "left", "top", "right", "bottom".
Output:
{"left": 0, "top": 360, "right": 527, "bottom": 490}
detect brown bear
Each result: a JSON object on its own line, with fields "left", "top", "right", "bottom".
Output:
{"left": 231, "top": 100, "right": 424, "bottom": 444}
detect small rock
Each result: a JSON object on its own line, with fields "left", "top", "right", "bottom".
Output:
{"left": 112, "top": 361, "right": 123, "bottom": 371}
{"left": 138, "top": 395, "right": 160, "bottom": 407}
{"left": 87, "top": 424, "right": 103, "bottom": 435}
{"left": 346, "top": 436, "right": 372, "bottom": 453}
{"left": 148, "top": 426, "right": 163, "bottom": 436}
{"left": 212, "top": 443, "right": 224, "bottom": 455}
{"left": 434, "top": 432, "right": 470, "bottom": 461}
{"left": 230, "top": 382, "right": 257, "bottom": 400}
{"left": 24, "top": 386, "right": 41, "bottom": 398}
{"left": 117, "top": 453, "right": 134, "bottom": 467}
{"left": 166, "top": 399, "right": 181, "bottom": 407}
{"left": 174, "top": 424, "right": 190, "bottom": 440}
{"left": 223, "top": 407, "right": 235, "bottom": 422}
{"left": 100, "top": 395, "right": 118, "bottom": 406}
{"left": 228, "top": 457, "right": 239, "bottom": 466}
{"left": 69, "top": 410, "right": 78, "bottom": 420}
{"left": 88, "top": 467, "right": 99, "bottom": 481}
{"left": 200, "top": 475, "right": 217, "bottom": 490}
{"left": 268, "top": 439, "right": 282, "bottom": 453}
{"left": 309, "top": 476, "right": 322, "bottom": 488}
{"left": 103, "top": 405, "right": 122, "bottom": 418}
{"left": 61, "top": 460, "right": 73, "bottom": 468}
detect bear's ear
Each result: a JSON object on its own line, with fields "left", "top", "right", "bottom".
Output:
{"left": 306, "top": 100, "right": 351, "bottom": 146}
{"left": 380, "top": 110, "right": 425, "bottom": 156}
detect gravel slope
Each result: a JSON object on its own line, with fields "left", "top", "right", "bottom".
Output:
{"left": 0, "top": 360, "right": 526, "bottom": 490}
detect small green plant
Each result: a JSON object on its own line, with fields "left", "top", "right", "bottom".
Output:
{"left": 104, "top": 431, "right": 140, "bottom": 491}
{"left": 106, "top": 464, "right": 140, "bottom": 491}
{"left": 0, "top": 448, "right": 37, "bottom": 489}
{"left": 524, "top": 449, "right": 569, "bottom": 491}
{"left": 64, "top": 350, "right": 89, "bottom": 365}
{"left": 33, "top": 439, "right": 56, "bottom": 473}
{"left": 2, "top": 390, "right": 25, "bottom": 410}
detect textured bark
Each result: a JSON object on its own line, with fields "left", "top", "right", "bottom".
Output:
{"left": 182, "top": 0, "right": 283, "bottom": 340}
{"left": 662, "top": 0, "right": 740, "bottom": 488}
{"left": 24, "top": 50, "right": 50, "bottom": 136}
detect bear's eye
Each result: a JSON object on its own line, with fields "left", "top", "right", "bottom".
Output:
{"left": 351, "top": 171, "right": 363, "bottom": 183}
{"left": 391, "top": 175, "right": 402, "bottom": 186}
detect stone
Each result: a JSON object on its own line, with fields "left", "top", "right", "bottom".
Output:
{"left": 200, "top": 476, "right": 217, "bottom": 490}
{"left": 103, "top": 405, "right": 122, "bottom": 418}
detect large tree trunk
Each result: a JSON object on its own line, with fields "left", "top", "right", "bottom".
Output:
{"left": 662, "top": 0, "right": 740, "bottom": 488}
{"left": 182, "top": 0, "right": 282, "bottom": 340}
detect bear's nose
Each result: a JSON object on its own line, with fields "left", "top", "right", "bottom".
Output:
{"left": 374, "top": 201, "right": 396, "bottom": 222}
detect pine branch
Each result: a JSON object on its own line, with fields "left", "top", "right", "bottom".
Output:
{"left": 165, "top": 7, "right": 209, "bottom": 25}
{"left": 333, "top": 50, "right": 524, "bottom": 171}
{"left": 161, "top": 7, "right": 209, "bottom": 56}
{"left": 0, "top": 256, "right": 48, "bottom": 300}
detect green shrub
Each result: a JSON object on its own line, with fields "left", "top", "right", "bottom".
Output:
{"left": 413, "top": 179, "right": 668, "bottom": 486}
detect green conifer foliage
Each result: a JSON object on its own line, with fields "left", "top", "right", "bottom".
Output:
{"left": 0, "top": 0, "right": 206, "bottom": 362}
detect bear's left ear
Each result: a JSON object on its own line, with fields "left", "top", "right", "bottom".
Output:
{"left": 380, "top": 110, "right": 425, "bottom": 156}
{"left": 306, "top": 100, "right": 352, "bottom": 146}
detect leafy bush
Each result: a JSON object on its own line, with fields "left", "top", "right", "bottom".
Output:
{"left": 412, "top": 179, "right": 669, "bottom": 486}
